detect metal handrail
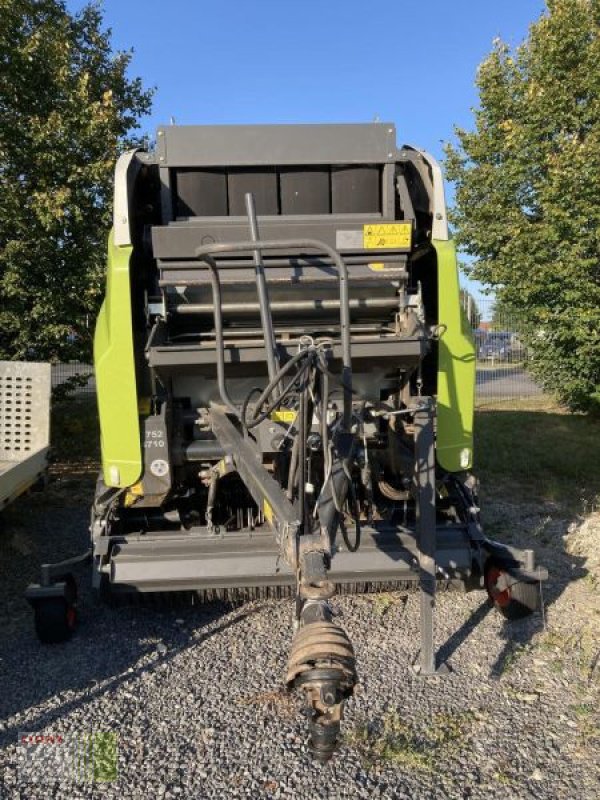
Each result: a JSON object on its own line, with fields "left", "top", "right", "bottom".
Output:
{"left": 160, "top": 235, "right": 353, "bottom": 427}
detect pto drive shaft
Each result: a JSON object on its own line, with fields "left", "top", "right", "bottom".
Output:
{"left": 286, "top": 600, "right": 357, "bottom": 761}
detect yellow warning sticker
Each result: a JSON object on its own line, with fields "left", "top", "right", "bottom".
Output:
{"left": 363, "top": 222, "right": 412, "bottom": 250}
{"left": 124, "top": 481, "right": 144, "bottom": 507}
{"left": 368, "top": 262, "right": 386, "bottom": 272}
{"left": 270, "top": 409, "right": 297, "bottom": 424}
{"left": 217, "top": 458, "right": 229, "bottom": 477}
{"left": 263, "top": 499, "right": 273, "bottom": 524}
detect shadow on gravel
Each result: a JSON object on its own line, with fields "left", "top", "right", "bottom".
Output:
{"left": 437, "top": 598, "right": 493, "bottom": 665}
{"left": 0, "top": 486, "right": 261, "bottom": 751}
{"left": 490, "top": 618, "right": 544, "bottom": 678}
{"left": 488, "top": 561, "right": 587, "bottom": 678}
{"left": 435, "top": 558, "right": 587, "bottom": 678}
{"left": 0, "top": 596, "right": 258, "bottom": 750}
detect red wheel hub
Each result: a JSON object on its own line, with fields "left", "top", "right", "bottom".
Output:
{"left": 486, "top": 567, "right": 512, "bottom": 608}
{"left": 66, "top": 605, "right": 77, "bottom": 629}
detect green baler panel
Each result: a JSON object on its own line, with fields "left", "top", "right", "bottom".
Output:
{"left": 435, "top": 239, "right": 475, "bottom": 472}
{"left": 94, "top": 230, "right": 141, "bottom": 488}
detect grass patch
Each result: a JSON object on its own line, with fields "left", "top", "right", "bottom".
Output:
{"left": 538, "top": 629, "right": 571, "bottom": 653}
{"left": 474, "top": 402, "right": 600, "bottom": 510}
{"left": 346, "top": 709, "right": 477, "bottom": 769}
{"left": 577, "top": 717, "right": 600, "bottom": 748}
{"left": 475, "top": 394, "right": 563, "bottom": 412}
{"left": 367, "top": 592, "right": 406, "bottom": 616}
{"left": 497, "top": 642, "right": 531, "bottom": 676}
{"left": 536, "top": 627, "right": 600, "bottom": 682}
{"left": 493, "top": 770, "right": 515, "bottom": 786}
{"left": 572, "top": 703, "right": 594, "bottom": 718}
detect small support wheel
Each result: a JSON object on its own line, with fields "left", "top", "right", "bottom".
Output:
{"left": 33, "top": 574, "right": 78, "bottom": 644}
{"left": 484, "top": 561, "right": 539, "bottom": 620}
{"left": 34, "top": 598, "right": 77, "bottom": 643}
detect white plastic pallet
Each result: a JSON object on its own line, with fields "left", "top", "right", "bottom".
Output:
{"left": 0, "top": 361, "right": 51, "bottom": 508}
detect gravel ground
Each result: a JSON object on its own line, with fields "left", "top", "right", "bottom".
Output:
{"left": 0, "top": 470, "right": 598, "bottom": 799}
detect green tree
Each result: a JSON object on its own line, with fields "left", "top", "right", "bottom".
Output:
{"left": 489, "top": 298, "right": 521, "bottom": 333}
{"left": 445, "top": 0, "right": 600, "bottom": 410}
{"left": 0, "top": 0, "right": 152, "bottom": 362}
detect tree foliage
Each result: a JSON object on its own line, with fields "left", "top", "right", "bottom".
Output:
{"left": 445, "top": 0, "right": 600, "bottom": 410}
{"left": 0, "top": 0, "right": 152, "bottom": 361}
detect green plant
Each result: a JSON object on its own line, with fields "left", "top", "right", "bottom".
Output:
{"left": 0, "top": 0, "right": 153, "bottom": 362}
{"left": 346, "top": 709, "right": 477, "bottom": 769}
{"left": 445, "top": 0, "right": 600, "bottom": 412}
{"left": 370, "top": 592, "right": 403, "bottom": 616}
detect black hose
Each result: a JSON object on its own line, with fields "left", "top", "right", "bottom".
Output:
{"left": 339, "top": 479, "right": 361, "bottom": 553}
{"left": 252, "top": 347, "right": 310, "bottom": 406}
{"left": 240, "top": 387, "right": 263, "bottom": 429}
{"left": 298, "top": 373, "right": 308, "bottom": 531}
{"left": 242, "top": 353, "right": 312, "bottom": 430}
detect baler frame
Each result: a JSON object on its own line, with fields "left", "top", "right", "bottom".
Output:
{"left": 26, "top": 123, "right": 547, "bottom": 759}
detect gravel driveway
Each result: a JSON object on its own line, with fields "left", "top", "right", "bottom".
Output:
{"left": 0, "top": 471, "right": 598, "bottom": 799}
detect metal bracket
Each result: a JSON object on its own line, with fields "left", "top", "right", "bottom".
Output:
{"left": 411, "top": 398, "right": 449, "bottom": 677}
{"left": 25, "top": 549, "right": 92, "bottom": 605}
{"left": 210, "top": 404, "right": 300, "bottom": 561}
{"left": 38, "top": 550, "right": 93, "bottom": 587}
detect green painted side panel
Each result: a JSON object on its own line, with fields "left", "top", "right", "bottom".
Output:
{"left": 434, "top": 238, "right": 476, "bottom": 472}
{"left": 94, "top": 230, "right": 141, "bottom": 488}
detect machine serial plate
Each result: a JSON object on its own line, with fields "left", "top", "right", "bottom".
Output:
{"left": 363, "top": 222, "right": 412, "bottom": 249}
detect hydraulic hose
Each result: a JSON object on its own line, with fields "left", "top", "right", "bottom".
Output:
{"left": 340, "top": 480, "right": 361, "bottom": 553}
{"left": 242, "top": 349, "right": 313, "bottom": 430}
{"left": 298, "top": 374, "right": 307, "bottom": 531}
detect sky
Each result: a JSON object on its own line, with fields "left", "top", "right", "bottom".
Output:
{"left": 68, "top": 0, "right": 546, "bottom": 309}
